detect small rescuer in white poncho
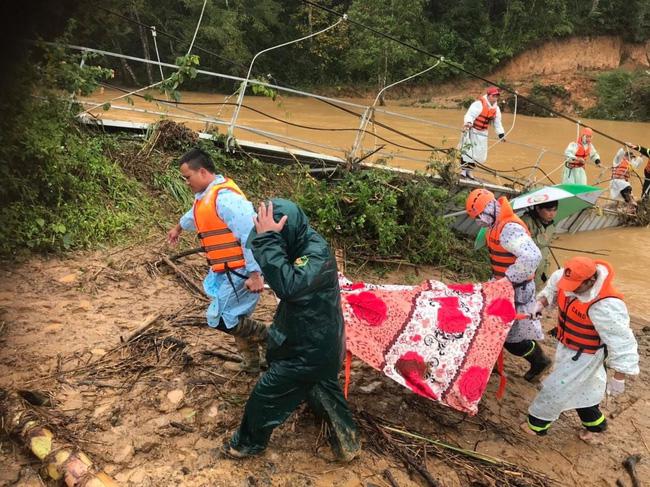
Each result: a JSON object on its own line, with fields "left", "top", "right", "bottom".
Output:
{"left": 459, "top": 86, "right": 505, "bottom": 179}
{"left": 562, "top": 127, "right": 601, "bottom": 185}
{"left": 524, "top": 256, "right": 639, "bottom": 441}
{"left": 609, "top": 147, "right": 644, "bottom": 207}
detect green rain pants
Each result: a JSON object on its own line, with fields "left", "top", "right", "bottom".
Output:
{"left": 229, "top": 359, "right": 360, "bottom": 460}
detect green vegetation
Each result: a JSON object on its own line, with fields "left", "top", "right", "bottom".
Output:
{"left": 505, "top": 82, "right": 570, "bottom": 117}
{"left": 66, "top": 1, "right": 650, "bottom": 93}
{"left": 0, "top": 40, "right": 157, "bottom": 255}
{"left": 584, "top": 70, "right": 650, "bottom": 121}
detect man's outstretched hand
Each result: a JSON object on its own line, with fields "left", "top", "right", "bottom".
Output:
{"left": 167, "top": 224, "right": 183, "bottom": 246}
{"left": 254, "top": 201, "right": 288, "bottom": 234}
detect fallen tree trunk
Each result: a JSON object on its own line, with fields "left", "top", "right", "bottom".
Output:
{"left": 0, "top": 390, "right": 118, "bottom": 486}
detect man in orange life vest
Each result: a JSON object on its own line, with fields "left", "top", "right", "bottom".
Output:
{"left": 466, "top": 189, "right": 551, "bottom": 381}
{"left": 609, "top": 147, "right": 644, "bottom": 208}
{"left": 524, "top": 256, "right": 639, "bottom": 442}
{"left": 625, "top": 142, "right": 650, "bottom": 200}
{"left": 562, "top": 127, "right": 601, "bottom": 185}
{"left": 459, "top": 86, "right": 505, "bottom": 179}
{"left": 167, "top": 148, "right": 267, "bottom": 372}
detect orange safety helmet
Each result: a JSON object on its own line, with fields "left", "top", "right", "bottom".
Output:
{"left": 465, "top": 188, "right": 495, "bottom": 219}
{"left": 580, "top": 127, "right": 593, "bottom": 137}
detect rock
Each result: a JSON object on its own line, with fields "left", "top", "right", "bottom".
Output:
{"left": 129, "top": 468, "right": 146, "bottom": 484}
{"left": 92, "top": 404, "right": 111, "bottom": 418}
{"left": 113, "top": 440, "right": 135, "bottom": 464}
{"left": 206, "top": 403, "right": 220, "bottom": 418}
{"left": 167, "top": 389, "right": 184, "bottom": 404}
{"left": 358, "top": 381, "right": 383, "bottom": 394}
{"left": 181, "top": 466, "right": 191, "bottom": 475}
{"left": 159, "top": 389, "right": 184, "bottom": 413}
{"left": 57, "top": 273, "right": 78, "bottom": 284}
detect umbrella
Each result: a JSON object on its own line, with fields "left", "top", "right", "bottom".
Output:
{"left": 474, "top": 183, "right": 603, "bottom": 249}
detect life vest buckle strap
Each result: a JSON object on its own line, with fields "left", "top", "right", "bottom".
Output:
{"left": 208, "top": 256, "right": 246, "bottom": 265}
{"left": 203, "top": 241, "right": 242, "bottom": 252}
{"left": 198, "top": 228, "right": 232, "bottom": 239}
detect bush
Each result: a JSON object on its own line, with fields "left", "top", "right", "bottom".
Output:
{"left": 292, "top": 168, "right": 487, "bottom": 278}
{"left": 505, "top": 82, "right": 569, "bottom": 117}
{"left": 0, "top": 41, "right": 155, "bottom": 255}
{"left": 0, "top": 99, "right": 155, "bottom": 254}
{"left": 583, "top": 70, "right": 650, "bottom": 121}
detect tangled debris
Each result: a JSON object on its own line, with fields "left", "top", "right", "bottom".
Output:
{"left": 358, "top": 411, "right": 556, "bottom": 487}
{"left": 148, "top": 120, "right": 199, "bottom": 153}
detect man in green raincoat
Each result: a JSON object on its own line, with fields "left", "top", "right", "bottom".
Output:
{"left": 224, "top": 199, "right": 360, "bottom": 462}
{"left": 520, "top": 200, "right": 558, "bottom": 289}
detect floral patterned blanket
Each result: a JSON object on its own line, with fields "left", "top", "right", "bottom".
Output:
{"left": 340, "top": 276, "right": 516, "bottom": 415}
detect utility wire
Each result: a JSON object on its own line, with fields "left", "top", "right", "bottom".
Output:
{"left": 100, "top": 82, "right": 454, "bottom": 153}
{"left": 91, "top": 5, "right": 452, "bottom": 152}
{"left": 81, "top": 7, "right": 582, "bottom": 183}
{"left": 90, "top": 6, "right": 517, "bottom": 159}
{"left": 301, "top": 0, "right": 630, "bottom": 148}
{"left": 95, "top": 4, "right": 247, "bottom": 70}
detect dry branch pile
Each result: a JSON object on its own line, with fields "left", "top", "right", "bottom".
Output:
{"left": 358, "top": 411, "right": 556, "bottom": 487}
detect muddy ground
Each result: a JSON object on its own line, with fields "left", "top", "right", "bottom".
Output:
{"left": 0, "top": 242, "right": 648, "bottom": 486}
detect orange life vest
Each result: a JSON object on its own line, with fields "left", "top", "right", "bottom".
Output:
{"left": 193, "top": 178, "right": 247, "bottom": 273}
{"left": 567, "top": 138, "right": 591, "bottom": 168}
{"left": 612, "top": 157, "right": 631, "bottom": 181}
{"left": 556, "top": 260, "right": 623, "bottom": 355}
{"left": 472, "top": 97, "right": 497, "bottom": 131}
{"left": 486, "top": 197, "right": 534, "bottom": 283}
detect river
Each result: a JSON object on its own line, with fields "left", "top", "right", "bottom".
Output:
{"left": 82, "top": 87, "right": 649, "bottom": 315}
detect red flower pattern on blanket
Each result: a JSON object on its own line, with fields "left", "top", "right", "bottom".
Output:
{"left": 458, "top": 366, "right": 491, "bottom": 403}
{"left": 395, "top": 351, "right": 438, "bottom": 400}
{"left": 341, "top": 276, "right": 516, "bottom": 415}
{"left": 346, "top": 291, "right": 388, "bottom": 326}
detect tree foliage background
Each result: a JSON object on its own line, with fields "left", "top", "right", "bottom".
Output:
{"left": 56, "top": 0, "right": 650, "bottom": 92}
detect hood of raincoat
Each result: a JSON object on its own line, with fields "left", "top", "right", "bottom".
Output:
{"left": 247, "top": 198, "right": 313, "bottom": 262}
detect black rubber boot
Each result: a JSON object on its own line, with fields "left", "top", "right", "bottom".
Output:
{"left": 523, "top": 341, "right": 551, "bottom": 382}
